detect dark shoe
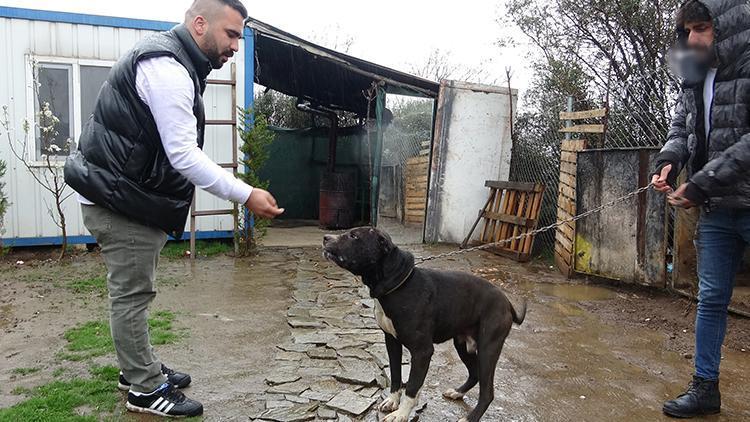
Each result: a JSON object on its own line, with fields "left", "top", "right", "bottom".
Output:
{"left": 663, "top": 376, "right": 721, "bottom": 418}
{"left": 118, "top": 364, "right": 192, "bottom": 391}
{"left": 126, "top": 382, "right": 203, "bottom": 418}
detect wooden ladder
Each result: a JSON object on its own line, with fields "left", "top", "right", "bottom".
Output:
{"left": 554, "top": 106, "right": 606, "bottom": 276}
{"left": 189, "top": 63, "right": 240, "bottom": 258}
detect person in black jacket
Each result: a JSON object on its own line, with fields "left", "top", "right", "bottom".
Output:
{"left": 65, "top": 0, "right": 282, "bottom": 417}
{"left": 652, "top": 0, "right": 750, "bottom": 418}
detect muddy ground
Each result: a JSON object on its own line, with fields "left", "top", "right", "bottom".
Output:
{"left": 1, "top": 242, "right": 749, "bottom": 421}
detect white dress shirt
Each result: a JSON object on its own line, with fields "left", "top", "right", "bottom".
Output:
{"left": 79, "top": 56, "right": 252, "bottom": 205}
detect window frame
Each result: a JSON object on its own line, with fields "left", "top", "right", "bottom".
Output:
{"left": 25, "top": 55, "right": 114, "bottom": 165}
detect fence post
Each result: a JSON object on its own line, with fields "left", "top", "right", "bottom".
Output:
{"left": 564, "top": 96, "right": 574, "bottom": 141}
{"left": 555, "top": 139, "right": 587, "bottom": 277}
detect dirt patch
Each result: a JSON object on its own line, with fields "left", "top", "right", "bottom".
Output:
{"left": 577, "top": 283, "right": 750, "bottom": 355}
{"left": 461, "top": 251, "right": 750, "bottom": 356}
{"left": 2, "top": 242, "right": 749, "bottom": 421}
{"left": 0, "top": 245, "right": 90, "bottom": 264}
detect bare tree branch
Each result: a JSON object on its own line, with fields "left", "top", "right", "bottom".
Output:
{"left": 3, "top": 58, "right": 71, "bottom": 259}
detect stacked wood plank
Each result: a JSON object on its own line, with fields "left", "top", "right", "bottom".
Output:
{"left": 554, "top": 139, "right": 587, "bottom": 277}
{"left": 477, "top": 181, "right": 545, "bottom": 262}
{"left": 404, "top": 155, "right": 429, "bottom": 224}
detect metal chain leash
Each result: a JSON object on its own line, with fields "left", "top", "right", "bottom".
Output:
{"left": 414, "top": 183, "right": 654, "bottom": 265}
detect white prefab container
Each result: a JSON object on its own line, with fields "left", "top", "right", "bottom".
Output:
{"left": 0, "top": 7, "right": 248, "bottom": 246}
{"left": 425, "top": 80, "right": 518, "bottom": 244}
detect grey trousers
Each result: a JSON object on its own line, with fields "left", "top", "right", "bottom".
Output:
{"left": 82, "top": 204, "right": 168, "bottom": 392}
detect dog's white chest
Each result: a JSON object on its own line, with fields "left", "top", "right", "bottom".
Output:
{"left": 374, "top": 299, "right": 397, "bottom": 338}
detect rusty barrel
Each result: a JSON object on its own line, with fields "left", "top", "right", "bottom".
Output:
{"left": 319, "top": 172, "right": 355, "bottom": 229}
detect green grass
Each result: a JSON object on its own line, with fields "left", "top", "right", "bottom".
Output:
{"left": 161, "top": 240, "right": 233, "bottom": 259}
{"left": 10, "top": 386, "right": 31, "bottom": 395}
{"left": 59, "top": 321, "right": 113, "bottom": 361}
{"left": 52, "top": 367, "right": 66, "bottom": 377}
{"left": 148, "top": 311, "right": 180, "bottom": 345}
{"left": 11, "top": 367, "right": 41, "bottom": 376}
{"left": 0, "top": 365, "right": 120, "bottom": 422}
{"left": 59, "top": 311, "right": 183, "bottom": 361}
{"left": 68, "top": 275, "right": 107, "bottom": 295}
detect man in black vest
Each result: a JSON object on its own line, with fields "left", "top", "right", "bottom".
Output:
{"left": 64, "top": 0, "right": 282, "bottom": 417}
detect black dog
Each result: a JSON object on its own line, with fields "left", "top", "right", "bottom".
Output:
{"left": 323, "top": 227, "right": 526, "bottom": 422}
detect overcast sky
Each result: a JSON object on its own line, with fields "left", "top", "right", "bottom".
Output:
{"left": 1, "top": 0, "right": 532, "bottom": 97}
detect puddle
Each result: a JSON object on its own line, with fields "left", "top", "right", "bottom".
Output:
{"left": 515, "top": 280, "right": 616, "bottom": 301}
{"left": 537, "top": 283, "right": 616, "bottom": 301}
{"left": 550, "top": 302, "right": 586, "bottom": 317}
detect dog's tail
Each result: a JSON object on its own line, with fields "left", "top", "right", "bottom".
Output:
{"left": 510, "top": 299, "right": 527, "bottom": 325}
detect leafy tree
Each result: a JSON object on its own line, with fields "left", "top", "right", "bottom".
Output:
{"left": 237, "top": 108, "right": 275, "bottom": 252}
{"left": 503, "top": 0, "right": 681, "bottom": 146}
{"left": 502, "top": 0, "right": 683, "bottom": 252}
{"left": 254, "top": 90, "right": 361, "bottom": 129}
{"left": 381, "top": 98, "right": 433, "bottom": 167}
{"left": 390, "top": 99, "right": 433, "bottom": 137}
{"left": 503, "top": 0, "right": 679, "bottom": 89}
{"left": 253, "top": 90, "right": 311, "bottom": 129}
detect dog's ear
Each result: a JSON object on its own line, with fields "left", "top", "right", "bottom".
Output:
{"left": 370, "top": 227, "right": 394, "bottom": 254}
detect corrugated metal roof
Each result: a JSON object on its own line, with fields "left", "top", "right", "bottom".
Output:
{"left": 246, "top": 17, "right": 439, "bottom": 116}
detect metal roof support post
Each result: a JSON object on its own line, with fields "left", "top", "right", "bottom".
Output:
{"left": 244, "top": 28, "right": 256, "bottom": 250}
{"left": 565, "top": 96, "right": 574, "bottom": 141}
{"left": 370, "top": 85, "right": 386, "bottom": 227}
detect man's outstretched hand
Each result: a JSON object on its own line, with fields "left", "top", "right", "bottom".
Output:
{"left": 651, "top": 164, "right": 674, "bottom": 194}
{"left": 245, "top": 188, "right": 284, "bottom": 219}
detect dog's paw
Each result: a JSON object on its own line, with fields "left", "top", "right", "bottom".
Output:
{"left": 383, "top": 410, "right": 410, "bottom": 422}
{"left": 383, "top": 393, "right": 417, "bottom": 422}
{"left": 442, "top": 388, "right": 465, "bottom": 400}
{"left": 378, "top": 391, "right": 401, "bottom": 412}
{"left": 457, "top": 418, "right": 469, "bottom": 422}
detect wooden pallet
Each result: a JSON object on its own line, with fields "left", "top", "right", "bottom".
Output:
{"left": 463, "top": 181, "right": 545, "bottom": 262}
{"left": 554, "top": 139, "right": 587, "bottom": 277}
{"left": 404, "top": 155, "right": 429, "bottom": 224}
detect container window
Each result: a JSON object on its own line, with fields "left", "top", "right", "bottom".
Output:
{"left": 80, "top": 65, "right": 111, "bottom": 125}
{"left": 35, "top": 63, "right": 73, "bottom": 157}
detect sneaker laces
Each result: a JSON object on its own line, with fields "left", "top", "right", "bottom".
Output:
{"left": 161, "top": 364, "right": 176, "bottom": 376}
{"left": 161, "top": 383, "right": 187, "bottom": 404}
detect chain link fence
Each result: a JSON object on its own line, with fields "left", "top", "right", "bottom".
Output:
{"left": 378, "top": 98, "right": 432, "bottom": 238}
{"left": 509, "top": 67, "right": 680, "bottom": 254}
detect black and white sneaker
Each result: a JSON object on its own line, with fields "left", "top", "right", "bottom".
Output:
{"left": 118, "top": 364, "right": 192, "bottom": 391}
{"left": 126, "top": 382, "right": 203, "bottom": 418}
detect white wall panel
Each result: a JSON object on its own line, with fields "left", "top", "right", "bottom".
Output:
{"left": 426, "top": 80, "right": 518, "bottom": 244}
{"left": 0, "top": 16, "right": 244, "bottom": 243}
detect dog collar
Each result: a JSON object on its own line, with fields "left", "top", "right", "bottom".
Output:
{"left": 381, "top": 267, "right": 415, "bottom": 297}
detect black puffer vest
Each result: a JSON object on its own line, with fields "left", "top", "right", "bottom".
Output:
{"left": 64, "top": 24, "right": 212, "bottom": 238}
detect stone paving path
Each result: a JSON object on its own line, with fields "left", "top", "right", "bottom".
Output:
{"left": 253, "top": 251, "right": 420, "bottom": 422}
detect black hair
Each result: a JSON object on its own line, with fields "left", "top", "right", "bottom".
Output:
{"left": 186, "top": 0, "right": 248, "bottom": 21}
{"left": 217, "top": 0, "right": 248, "bottom": 19}
{"left": 676, "top": 0, "right": 712, "bottom": 29}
